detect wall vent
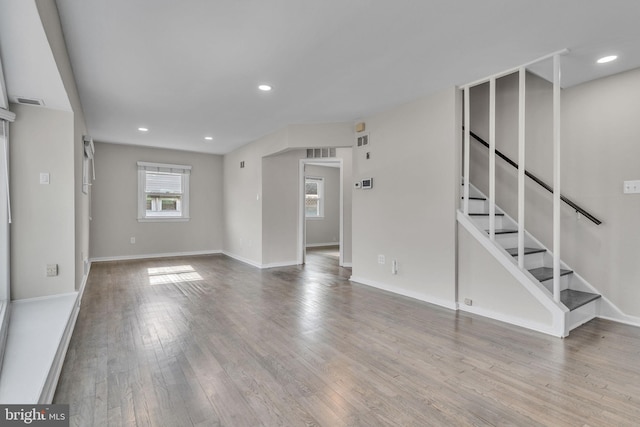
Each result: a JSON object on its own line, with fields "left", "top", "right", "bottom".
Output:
{"left": 15, "top": 97, "right": 44, "bottom": 106}
{"left": 306, "top": 147, "right": 336, "bottom": 158}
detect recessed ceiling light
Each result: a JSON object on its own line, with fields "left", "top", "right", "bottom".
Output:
{"left": 204, "top": 136, "right": 213, "bottom": 141}
{"left": 597, "top": 55, "right": 618, "bottom": 64}
{"left": 258, "top": 84, "right": 272, "bottom": 91}
{"left": 138, "top": 127, "right": 149, "bottom": 132}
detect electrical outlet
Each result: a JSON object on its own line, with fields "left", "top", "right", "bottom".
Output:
{"left": 130, "top": 237, "right": 136, "bottom": 244}
{"left": 46, "top": 264, "right": 58, "bottom": 277}
{"left": 623, "top": 180, "right": 640, "bottom": 194}
{"left": 378, "top": 254, "right": 385, "bottom": 264}
{"left": 464, "top": 298, "right": 473, "bottom": 306}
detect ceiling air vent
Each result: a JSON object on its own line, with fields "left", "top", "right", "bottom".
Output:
{"left": 15, "top": 97, "right": 45, "bottom": 106}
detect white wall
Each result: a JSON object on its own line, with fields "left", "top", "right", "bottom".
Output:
{"left": 223, "top": 123, "right": 353, "bottom": 267}
{"left": 351, "top": 87, "right": 460, "bottom": 308}
{"left": 562, "top": 68, "right": 640, "bottom": 318}
{"left": 36, "top": 0, "right": 90, "bottom": 291}
{"left": 305, "top": 165, "right": 340, "bottom": 246}
{"left": 468, "top": 66, "right": 640, "bottom": 319}
{"left": 10, "top": 104, "right": 76, "bottom": 300}
{"left": 90, "top": 142, "right": 223, "bottom": 259}
{"left": 223, "top": 129, "right": 287, "bottom": 265}
{"left": 262, "top": 149, "right": 306, "bottom": 266}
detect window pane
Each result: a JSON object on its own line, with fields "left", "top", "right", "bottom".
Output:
{"left": 305, "top": 196, "right": 319, "bottom": 216}
{"left": 145, "top": 172, "right": 182, "bottom": 194}
{"left": 305, "top": 181, "right": 318, "bottom": 196}
{"left": 161, "top": 197, "right": 178, "bottom": 211}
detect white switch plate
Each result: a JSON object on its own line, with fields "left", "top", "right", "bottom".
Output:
{"left": 623, "top": 180, "right": 640, "bottom": 194}
{"left": 40, "top": 172, "right": 50, "bottom": 184}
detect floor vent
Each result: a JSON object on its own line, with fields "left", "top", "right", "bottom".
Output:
{"left": 15, "top": 97, "right": 45, "bottom": 106}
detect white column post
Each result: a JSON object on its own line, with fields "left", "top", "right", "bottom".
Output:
{"left": 517, "top": 68, "right": 526, "bottom": 268}
{"left": 489, "top": 78, "right": 496, "bottom": 240}
{"left": 463, "top": 87, "right": 470, "bottom": 215}
{"left": 552, "top": 55, "right": 561, "bottom": 303}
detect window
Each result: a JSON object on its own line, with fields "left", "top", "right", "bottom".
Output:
{"left": 305, "top": 177, "right": 324, "bottom": 218}
{"left": 137, "top": 162, "right": 191, "bottom": 221}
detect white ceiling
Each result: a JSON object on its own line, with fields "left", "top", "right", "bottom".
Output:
{"left": 0, "top": 0, "right": 71, "bottom": 112}
{"left": 5, "top": 1, "right": 640, "bottom": 154}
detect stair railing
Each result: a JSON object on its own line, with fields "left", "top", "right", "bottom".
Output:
{"left": 460, "top": 49, "right": 591, "bottom": 304}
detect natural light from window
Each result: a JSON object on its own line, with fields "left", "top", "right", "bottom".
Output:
{"left": 147, "top": 265, "right": 203, "bottom": 285}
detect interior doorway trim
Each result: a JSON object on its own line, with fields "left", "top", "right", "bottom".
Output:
{"left": 298, "top": 158, "right": 344, "bottom": 266}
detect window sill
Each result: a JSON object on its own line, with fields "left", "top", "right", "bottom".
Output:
{"left": 305, "top": 216, "right": 325, "bottom": 221}
{"left": 137, "top": 217, "right": 190, "bottom": 223}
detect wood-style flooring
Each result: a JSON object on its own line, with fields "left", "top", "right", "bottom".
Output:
{"left": 54, "top": 248, "right": 640, "bottom": 426}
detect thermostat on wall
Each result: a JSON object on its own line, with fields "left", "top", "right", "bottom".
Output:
{"left": 361, "top": 178, "right": 373, "bottom": 189}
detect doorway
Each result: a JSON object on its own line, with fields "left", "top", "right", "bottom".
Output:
{"left": 298, "top": 158, "right": 344, "bottom": 266}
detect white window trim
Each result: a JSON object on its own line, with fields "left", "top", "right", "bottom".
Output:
{"left": 137, "top": 161, "right": 191, "bottom": 222}
{"left": 305, "top": 176, "right": 324, "bottom": 219}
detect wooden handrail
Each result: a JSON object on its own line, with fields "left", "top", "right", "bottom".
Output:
{"left": 469, "top": 130, "right": 602, "bottom": 225}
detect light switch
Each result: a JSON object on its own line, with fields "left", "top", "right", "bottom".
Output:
{"left": 40, "top": 172, "right": 50, "bottom": 184}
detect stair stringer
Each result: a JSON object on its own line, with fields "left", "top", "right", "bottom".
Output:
{"left": 462, "top": 182, "right": 640, "bottom": 334}
{"left": 457, "top": 211, "right": 568, "bottom": 337}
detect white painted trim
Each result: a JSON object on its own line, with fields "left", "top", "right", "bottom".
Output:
{"left": 598, "top": 315, "right": 640, "bottom": 329}
{"left": 11, "top": 291, "right": 79, "bottom": 304}
{"left": 222, "top": 251, "right": 299, "bottom": 270}
{"left": 305, "top": 242, "right": 339, "bottom": 248}
{"left": 39, "top": 292, "right": 81, "bottom": 403}
{"left": 349, "top": 276, "right": 457, "bottom": 311}
{"left": 457, "top": 210, "right": 567, "bottom": 337}
{"left": 489, "top": 77, "right": 496, "bottom": 241}
{"left": 261, "top": 261, "right": 299, "bottom": 269}
{"left": 458, "top": 303, "right": 560, "bottom": 337}
{"left": 77, "top": 260, "right": 92, "bottom": 303}
{"left": 597, "top": 293, "right": 640, "bottom": 328}
{"left": 460, "top": 48, "right": 569, "bottom": 89}
{"left": 552, "top": 54, "right": 561, "bottom": 304}
{"left": 0, "top": 108, "right": 15, "bottom": 122}
{"left": 342, "top": 262, "right": 353, "bottom": 268}
{"left": 517, "top": 67, "right": 526, "bottom": 267}
{"left": 91, "top": 249, "right": 222, "bottom": 263}
{"left": 463, "top": 87, "right": 470, "bottom": 215}
{"left": 222, "top": 251, "right": 262, "bottom": 269}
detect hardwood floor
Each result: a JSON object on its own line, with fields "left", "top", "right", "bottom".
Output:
{"left": 54, "top": 249, "right": 640, "bottom": 426}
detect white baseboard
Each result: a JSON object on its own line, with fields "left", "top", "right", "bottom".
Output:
{"left": 598, "top": 294, "right": 640, "bottom": 328}
{"left": 457, "top": 303, "right": 560, "bottom": 337}
{"left": 91, "top": 249, "right": 222, "bottom": 263}
{"left": 262, "top": 260, "right": 299, "bottom": 269}
{"left": 222, "top": 251, "right": 262, "bottom": 268}
{"left": 349, "top": 276, "right": 457, "bottom": 310}
{"left": 77, "top": 260, "right": 92, "bottom": 303}
{"left": 306, "top": 242, "right": 339, "bottom": 248}
{"left": 342, "top": 262, "right": 353, "bottom": 268}
{"left": 222, "top": 251, "right": 299, "bottom": 269}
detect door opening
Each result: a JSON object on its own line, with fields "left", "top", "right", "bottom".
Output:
{"left": 298, "top": 158, "right": 343, "bottom": 266}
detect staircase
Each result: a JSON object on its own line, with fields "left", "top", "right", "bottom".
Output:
{"left": 460, "top": 182, "right": 601, "bottom": 336}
